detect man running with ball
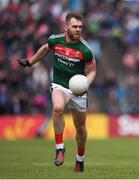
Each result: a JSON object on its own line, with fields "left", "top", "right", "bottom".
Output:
{"left": 18, "top": 12, "right": 97, "bottom": 172}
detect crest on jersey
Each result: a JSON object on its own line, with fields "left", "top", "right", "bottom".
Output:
{"left": 75, "top": 51, "right": 81, "bottom": 58}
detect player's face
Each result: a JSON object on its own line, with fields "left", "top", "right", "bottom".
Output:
{"left": 65, "top": 18, "right": 83, "bottom": 41}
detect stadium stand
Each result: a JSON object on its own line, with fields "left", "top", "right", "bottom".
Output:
{"left": 0, "top": 0, "right": 139, "bottom": 115}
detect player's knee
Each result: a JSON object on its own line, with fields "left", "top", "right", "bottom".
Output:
{"left": 53, "top": 106, "right": 64, "bottom": 117}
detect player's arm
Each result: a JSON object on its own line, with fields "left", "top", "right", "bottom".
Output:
{"left": 18, "top": 43, "right": 51, "bottom": 67}
{"left": 85, "top": 61, "right": 97, "bottom": 86}
{"left": 29, "top": 43, "right": 51, "bottom": 65}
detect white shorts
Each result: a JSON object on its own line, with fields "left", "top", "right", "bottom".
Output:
{"left": 50, "top": 83, "right": 88, "bottom": 112}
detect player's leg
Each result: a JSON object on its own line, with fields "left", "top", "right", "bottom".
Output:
{"left": 52, "top": 88, "right": 69, "bottom": 166}
{"left": 71, "top": 109, "right": 87, "bottom": 172}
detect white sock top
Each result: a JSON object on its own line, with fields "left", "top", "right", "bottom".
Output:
{"left": 56, "top": 143, "right": 64, "bottom": 149}
{"left": 76, "top": 154, "right": 84, "bottom": 162}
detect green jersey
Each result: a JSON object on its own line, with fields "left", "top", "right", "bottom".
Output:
{"left": 48, "top": 33, "right": 95, "bottom": 88}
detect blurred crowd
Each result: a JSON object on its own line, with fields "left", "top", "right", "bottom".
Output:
{"left": 0, "top": 0, "right": 139, "bottom": 115}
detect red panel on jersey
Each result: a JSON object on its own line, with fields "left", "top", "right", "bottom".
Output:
{"left": 54, "top": 45, "right": 83, "bottom": 60}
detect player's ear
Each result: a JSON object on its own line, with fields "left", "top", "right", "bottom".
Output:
{"left": 64, "top": 24, "right": 68, "bottom": 32}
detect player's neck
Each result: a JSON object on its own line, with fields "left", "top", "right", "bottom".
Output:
{"left": 65, "top": 34, "right": 79, "bottom": 44}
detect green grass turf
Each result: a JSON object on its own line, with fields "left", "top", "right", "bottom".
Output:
{"left": 0, "top": 138, "right": 139, "bottom": 179}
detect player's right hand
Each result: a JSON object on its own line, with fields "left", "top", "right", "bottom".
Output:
{"left": 73, "top": 91, "right": 87, "bottom": 97}
{"left": 18, "top": 59, "right": 32, "bottom": 67}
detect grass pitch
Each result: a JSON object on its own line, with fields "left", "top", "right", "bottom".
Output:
{"left": 0, "top": 138, "right": 139, "bottom": 179}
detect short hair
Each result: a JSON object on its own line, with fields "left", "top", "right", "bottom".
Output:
{"left": 65, "top": 12, "right": 83, "bottom": 23}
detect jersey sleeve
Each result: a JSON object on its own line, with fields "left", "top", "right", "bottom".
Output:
{"left": 83, "top": 48, "right": 95, "bottom": 64}
{"left": 48, "top": 34, "right": 56, "bottom": 50}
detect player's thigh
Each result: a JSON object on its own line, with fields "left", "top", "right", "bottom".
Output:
{"left": 52, "top": 89, "right": 70, "bottom": 109}
{"left": 71, "top": 109, "right": 87, "bottom": 128}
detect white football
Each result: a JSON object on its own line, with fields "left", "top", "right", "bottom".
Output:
{"left": 69, "top": 74, "right": 89, "bottom": 95}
